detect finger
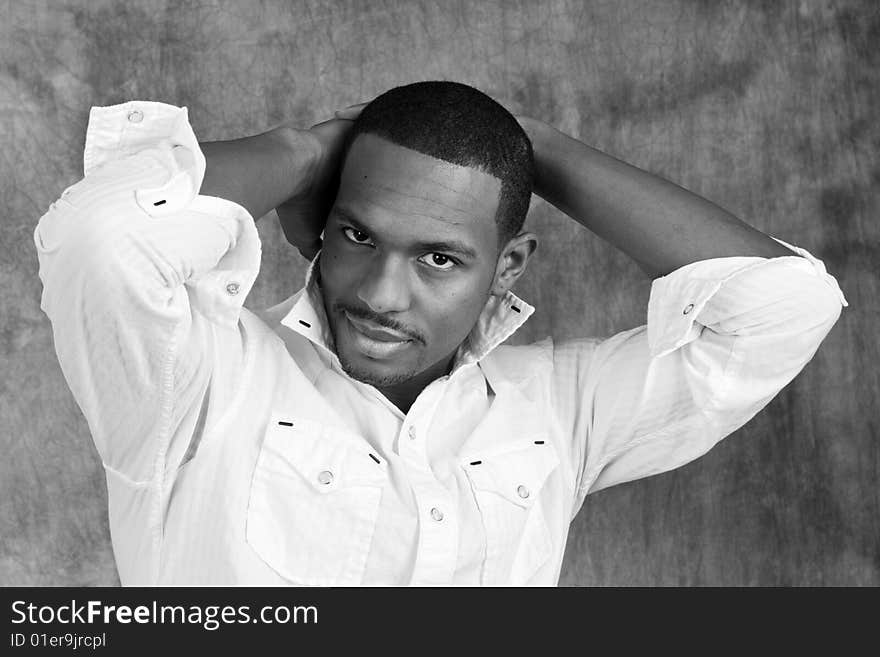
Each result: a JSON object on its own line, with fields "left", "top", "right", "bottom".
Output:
{"left": 310, "top": 116, "right": 339, "bottom": 129}
{"left": 334, "top": 102, "right": 368, "bottom": 120}
{"left": 309, "top": 117, "right": 357, "bottom": 149}
{"left": 310, "top": 107, "right": 362, "bottom": 129}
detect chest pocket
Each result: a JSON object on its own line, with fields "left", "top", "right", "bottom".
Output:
{"left": 461, "top": 438, "right": 560, "bottom": 585}
{"left": 246, "top": 414, "right": 387, "bottom": 586}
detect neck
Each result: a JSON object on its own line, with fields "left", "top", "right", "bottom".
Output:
{"left": 377, "top": 353, "right": 455, "bottom": 414}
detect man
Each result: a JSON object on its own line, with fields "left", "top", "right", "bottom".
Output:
{"left": 35, "top": 81, "right": 847, "bottom": 585}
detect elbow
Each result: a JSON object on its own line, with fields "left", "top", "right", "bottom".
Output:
{"left": 801, "top": 273, "right": 847, "bottom": 340}
{"left": 35, "top": 199, "right": 180, "bottom": 322}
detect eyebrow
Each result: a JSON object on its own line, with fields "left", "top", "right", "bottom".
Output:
{"left": 332, "top": 206, "right": 480, "bottom": 260}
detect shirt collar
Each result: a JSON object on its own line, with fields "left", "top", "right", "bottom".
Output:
{"left": 277, "top": 253, "right": 535, "bottom": 371}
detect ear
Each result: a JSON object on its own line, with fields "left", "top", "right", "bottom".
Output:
{"left": 491, "top": 231, "right": 538, "bottom": 296}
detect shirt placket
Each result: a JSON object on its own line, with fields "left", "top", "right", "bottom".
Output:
{"left": 400, "top": 379, "right": 459, "bottom": 586}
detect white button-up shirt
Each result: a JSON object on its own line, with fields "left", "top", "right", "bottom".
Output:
{"left": 34, "top": 101, "right": 848, "bottom": 586}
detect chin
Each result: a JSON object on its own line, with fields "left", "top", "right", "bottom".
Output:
{"left": 338, "top": 353, "right": 417, "bottom": 388}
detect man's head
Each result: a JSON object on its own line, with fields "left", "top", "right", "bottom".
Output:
{"left": 318, "top": 81, "right": 537, "bottom": 391}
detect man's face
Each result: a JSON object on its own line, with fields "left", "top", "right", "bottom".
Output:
{"left": 319, "top": 133, "right": 504, "bottom": 388}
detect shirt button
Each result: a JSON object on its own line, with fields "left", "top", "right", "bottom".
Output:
{"left": 517, "top": 485, "right": 530, "bottom": 499}
{"left": 683, "top": 303, "right": 694, "bottom": 315}
{"left": 226, "top": 282, "right": 240, "bottom": 296}
{"left": 430, "top": 507, "right": 444, "bottom": 522}
{"left": 408, "top": 426, "right": 417, "bottom": 440}
{"left": 317, "top": 470, "right": 334, "bottom": 485}
{"left": 127, "top": 109, "right": 144, "bottom": 123}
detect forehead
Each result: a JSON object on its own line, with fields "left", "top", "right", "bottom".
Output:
{"left": 335, "top": 133, "right": 502, "bottom": 247}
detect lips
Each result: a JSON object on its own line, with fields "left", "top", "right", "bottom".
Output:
{"left": 344, "top": 312, "right": 411, "bottom": 342}
{"left": 343, "top": 311, "right": 414, "bottom": 359}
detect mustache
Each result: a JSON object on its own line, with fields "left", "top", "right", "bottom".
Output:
{"left": 334, "top": 302, "right": 425, "bottom": 344}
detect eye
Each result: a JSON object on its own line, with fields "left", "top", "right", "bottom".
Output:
{"left": 418, "top": 253, "right": 456, "bottom": 271}
{"left": 342, "top": 227, "right": 373, "bottom": 245}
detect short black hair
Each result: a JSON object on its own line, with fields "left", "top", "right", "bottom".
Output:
{"left": 341, "top": 81, "right": 534, "bottom": 243}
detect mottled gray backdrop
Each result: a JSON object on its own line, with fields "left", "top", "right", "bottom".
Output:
{"left": 2, "top": 0, "right": 877, "bottom": 585}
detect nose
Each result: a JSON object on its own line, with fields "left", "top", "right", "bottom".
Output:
{"left": 356, "top": 254, "right": 411, "bottom": 314}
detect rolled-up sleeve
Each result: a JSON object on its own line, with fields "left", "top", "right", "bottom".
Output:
{"left": 554, "top": 238, "right": 847, "bottom": 513}
{"left": 34, "top": 101, "right": 260, "bottom": 483}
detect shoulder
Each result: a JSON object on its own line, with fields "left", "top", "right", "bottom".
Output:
{"left": 480, "top": 337, "right": 555, "bottom": 383}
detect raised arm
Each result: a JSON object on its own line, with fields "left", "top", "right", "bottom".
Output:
{"left": 34, "top": 102, "right": 353, "bottom": 484}
{"left": 200, "top": 106, "right": 363, "bottom": 260}
{"left": 520, "top": 118, "right": 849, "bottom": 510}
{"left": 199, "top": 126, "right": 314, "bottom": 220}
{"left": 201, "top": 115, "right": 352, "bottom": 247}
{"left": 518, "top": 117, "right": 795, "bottom": 278}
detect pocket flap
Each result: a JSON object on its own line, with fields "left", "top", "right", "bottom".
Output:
{"left": 262, "top": 414, "right": 387, "bottom": 494}
{"left": 460, "top": 438, "right": 559, "bottom": 509}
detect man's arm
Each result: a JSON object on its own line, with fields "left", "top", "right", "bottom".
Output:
{"left": 35, "top": 103, "right": 262, "bottom": 482}
{"left": 518, "top": 117, "right": 795, "bottom": 278}
{"left": 200, "top": 108, "right": 363, "bottom": 260}
{"left": 34, "top": 103, "right": 346, "bottom": 483}
{"left": 519, "top": 118, "right": 849, "bottom": 513}
{"left": 199, "top": 126, "right": 317, "bottom": 221}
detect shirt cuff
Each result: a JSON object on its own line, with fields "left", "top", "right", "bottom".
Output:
{"left": 81, "top": 100, "right": 260, "bottom": 328}
{"left": 84, "top": 101, "right": 203, "bottom": 176}
{"left": 646, "top": 237, "right": 848, "bottom": 358}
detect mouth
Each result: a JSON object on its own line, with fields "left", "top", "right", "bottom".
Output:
{"left": 343, "top": 311, "right": 414, "bottom": 359}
